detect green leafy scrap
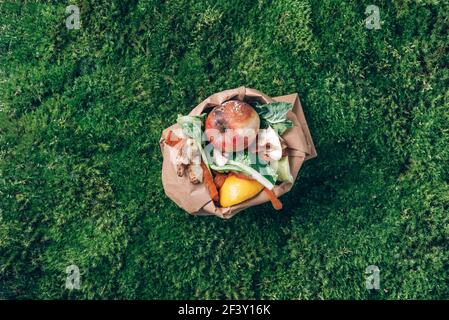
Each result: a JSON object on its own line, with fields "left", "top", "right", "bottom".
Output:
{"left": 254, "top": 102, "right": 294, "bottom": 135}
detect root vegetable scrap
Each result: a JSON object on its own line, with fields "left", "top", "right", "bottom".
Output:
{"left": 264, "top": 188, "right": 283, "bottom": 210}
{"left": 202, "top": 162, "right": 219, "bottom": 202}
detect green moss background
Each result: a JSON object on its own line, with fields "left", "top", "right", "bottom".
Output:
{"left": 0, "top": 0, "right": 448, "bottom": 299}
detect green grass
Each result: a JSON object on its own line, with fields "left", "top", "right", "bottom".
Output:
{"left": 0, "top": 0, "right": 448, "bottom": 299}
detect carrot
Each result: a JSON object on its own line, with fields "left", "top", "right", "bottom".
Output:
{"left": 201, "top": 162, "right": 219, "bottom": 202}
{"left": 264, "top": 188, "right": 283, "bottom": 210}
{"left": 213, "top": 172, "right": 228, "bottom": 189}
{"left": 165, "top": 130, "right": 181, "bottom": 147}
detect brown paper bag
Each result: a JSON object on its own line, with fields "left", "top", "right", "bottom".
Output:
{"left": 159, "top": 87, "right": 317, "bottom": 219}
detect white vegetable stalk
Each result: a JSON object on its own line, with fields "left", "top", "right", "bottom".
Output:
{"left": 213, "top": 149, "right": 229, "bottom": 167}
{"left": 226, "top": 160, "right": 274, "bottom": 190}
{"left": 253, "top": 126, "right": 283, "bottom": 161}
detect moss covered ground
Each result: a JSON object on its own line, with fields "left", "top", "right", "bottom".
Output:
{"left": 0, "top": 0, "right": 448, "bottom": 299}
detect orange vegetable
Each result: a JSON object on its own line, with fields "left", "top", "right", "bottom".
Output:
{"left": 213, "top": 172, "right": 228, "bottom": 189}
{"left": 165, "top": 130, "right": 181, "bottom": 147}
{"left": 264, "top": 188, "right": 283, "bottom": 210}
{"left": 202, "top": 162, "right": 219, "bottom": 202}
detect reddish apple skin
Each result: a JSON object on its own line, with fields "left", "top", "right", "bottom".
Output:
{"left": 205, "top": 100, "right": 260, "bottom": 152}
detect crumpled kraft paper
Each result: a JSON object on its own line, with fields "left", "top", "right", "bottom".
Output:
{"left": 159, "top": 87, "right": 317, "bottom": 219}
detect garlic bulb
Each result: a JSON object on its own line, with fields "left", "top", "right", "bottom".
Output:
{"left": 252, "top": 126, "right": 282, "bottom": 161}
